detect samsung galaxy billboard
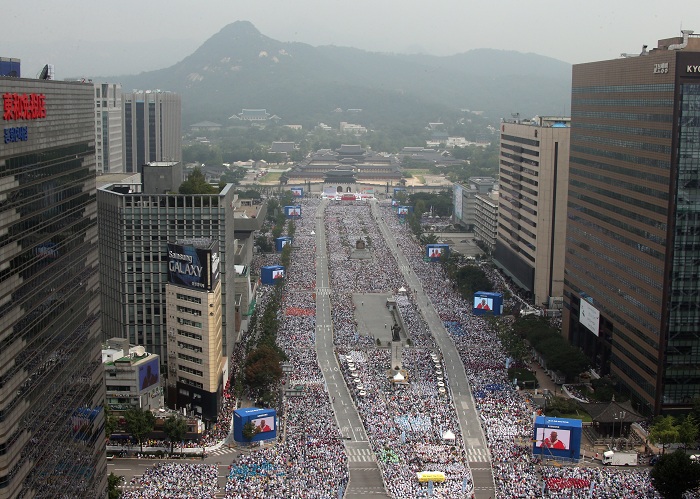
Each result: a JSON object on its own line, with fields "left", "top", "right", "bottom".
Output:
{"left": 167, "top": 242, "right": 220, "bottom": 291}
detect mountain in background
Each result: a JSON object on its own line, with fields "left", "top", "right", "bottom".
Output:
{"left": 108, "top": 21, "right": 572, "bottom": 130}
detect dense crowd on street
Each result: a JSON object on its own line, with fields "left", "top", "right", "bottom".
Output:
{"left": 122, "top": 463, "right": 219, "bottom": 499}
{"left": 224, "top": 197, "right": 349, "bottom": 498}
{"left": 119, "top": 196, "right": 663, "bottom": 498}
{"left": 379, "top": 202, "right": 660, "bottom": 498}
{"left": 326, "top": 202, "right": 472, "bottom": 498}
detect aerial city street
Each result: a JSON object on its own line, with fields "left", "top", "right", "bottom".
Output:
{"left": 3, "top": 5, "right": 700, "bottom": 497}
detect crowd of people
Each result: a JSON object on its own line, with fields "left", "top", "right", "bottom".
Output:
{"left": 378, "top": 202, "right": 661, "bottom": 498}
{"left": 326, "top": 202, "right": 473, "bottom": 498}
{"left": 122, "top": 463, "right": 219, "bottom": 498}
{"left": 119, "top": 195, "right": 663, "bottom": 498}
{"left": 224, "top": 197, "right": 349, "bottom": 498}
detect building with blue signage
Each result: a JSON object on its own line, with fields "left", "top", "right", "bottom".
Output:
{"left": 165, "top": 238, "right": 223, "bottom": 422}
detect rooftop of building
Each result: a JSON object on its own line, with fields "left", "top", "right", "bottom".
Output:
{"left": 175, "top": 237, "right": 217, "bottom": 250}
{"left": 501, "top": 115, "right": 571, "bottom": 127}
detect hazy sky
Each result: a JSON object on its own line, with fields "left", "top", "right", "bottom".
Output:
{"left": 5, "top": 0, "right": 700, "bottom": 78}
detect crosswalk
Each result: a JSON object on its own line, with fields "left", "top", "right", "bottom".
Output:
{"left": 316, "top": 286, "right": 332, "bottom": 296}
{"left": 466, "top": 447, "right": 490, "bottom": 462}
{"left": 207, "top": 446, "right": 238, "bottom": 458}
{"left": 346, "top": 447, "right": 376, "bottom": 462}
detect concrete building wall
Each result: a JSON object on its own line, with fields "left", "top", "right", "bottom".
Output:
{"left": 495, "top": 119, "right": 570, "bottom": 306}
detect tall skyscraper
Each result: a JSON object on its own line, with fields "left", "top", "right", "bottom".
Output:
{"left": 564, "top": 31, "right": 700, "bottom": 415}
{"left": 94, "top": 82, "right": 123, "bottom": 174}
{"left": 0, "top": 77, "right": 105, "bottom": 497}
{"left": 494, "top": 116, "right": 570, "bottom": 307}
{"left": 122, "top": 90, "right": 181, "bottom": 173}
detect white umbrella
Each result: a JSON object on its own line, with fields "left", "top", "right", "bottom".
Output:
{"left": 442, "top": 430, "right": 456, "bottom": 441}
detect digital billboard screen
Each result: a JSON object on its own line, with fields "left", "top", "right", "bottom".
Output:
{"left": 139, "top": 357, "right": 160, "bottom": 391}
{"left": 168, "top": 243, "right": 218, "bottom": 291}
{"left": 272, "top": 269, "right": 285, "bottom": 280}
{"left": 291, "top": 187, "right": 303, "bottom": 197}
{"left": 252, "top": 416, "right": 275, "bottom": 433}
{"left": 428, "top": 247, "right": 443, "bottom": 258}
{"left": 535, "top": 427, "right": 571, "bottom": 451}
{"left": 473, "top": 296, "right": 493, "bottom": 311}
{"left": 397, "top": 206, "right": 408, "bottom": 215}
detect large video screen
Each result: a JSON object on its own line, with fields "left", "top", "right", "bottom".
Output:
{"left": 535, "top": 427, "right": 571, "bottom": 450}
{"left": 473, "top": 296, "right": 493, "bottom": 311}
{"left": 428, "top": 247, "right": 443, "bottom": 258}
{"left": 397, "top": 207, "right": 408, "bottom": 215}
{"left": 139, "top": 357, "right": 160, "bottom": 391}
{"left": 288, "top": 206, "right": 301, "bottom": 216}
{"left": 272, "top": 269, "right": 285, "bottom": 280}
{"left": 252, "top": 416, "right": 275, "bottom": 433}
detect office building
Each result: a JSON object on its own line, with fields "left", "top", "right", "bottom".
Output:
{"left": 103, "top": 338, "right": 163, "bottom": 412}
{"left": 0, "top": 76, "right": 105, "bottom": 497}
{"left": 453, "top": 178, "right": 497, "bottom": 231}
{"left": 122, "top": 90, "right": 181, "bottom": 173}
{"left": 165, "top": 238, "right": 223, "bottom": 421}
{"left": 563, "top": 31, "right": 700, "bottom": 415}
{"left": 494, "top": 116, "right": 570, "bottom": 307}
{"left": 474, "top": 188, "right": 499, "bottom": 254}
{"left": 97, "top": 163, "right": 237, "bottom": 419}
{"left": 94, "top": 82, "right": 123, "bottom": 174}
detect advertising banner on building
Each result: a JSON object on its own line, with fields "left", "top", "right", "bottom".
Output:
{"left": 167, "top": 242, "right": 220, "bottom": 291}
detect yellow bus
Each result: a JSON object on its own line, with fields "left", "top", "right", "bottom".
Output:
{"left": 416, "top": 471, "right": 446, "bottom": 483}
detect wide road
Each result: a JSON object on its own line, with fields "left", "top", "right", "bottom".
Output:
{"left": 314, "top": 200, "right": 389, "bottom": 498}
{"left": 370, "top": 201, "right": 497, "bottom": 499}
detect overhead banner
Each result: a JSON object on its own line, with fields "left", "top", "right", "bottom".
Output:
{"left": 579, "top": 298, "right": 600, "bottom": 336}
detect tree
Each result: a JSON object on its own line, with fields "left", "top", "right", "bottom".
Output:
{"left": 104, "top": 406, "right": 118, "bottom": 439}
{"left": 245, "top": 345, "right": 284, "bottom": 396}
{"left": 163, "top": 415, "right": 189, "bottom": 454}
{"left": 651, "top": 450, "right": 700, "bottom": 499}
{"left": 678, "top": 415, "right": 699, "bottom": 450}
{"left": 649, "top": 415, "right": 680, "bottom": 454}
{"left": 179, "top": 167, "right": 218, "bottom": 194}
{"left": 123, "top": 407, "right": 155, "bottom": 452}
{"left": 242, "top": 421, "right": 261, "bottom": 441}
{"left": 108, "top": 472, "right": 124, "bottom": 499}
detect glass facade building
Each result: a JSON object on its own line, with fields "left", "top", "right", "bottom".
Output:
{"left": 564, "top": 34, "right": 700, "bottom": 415}
{"left": 122, "top": 90, "right": 181, "bottom": 174}
{"left": 0, "top": 78, "right": 105, "bottom": 497}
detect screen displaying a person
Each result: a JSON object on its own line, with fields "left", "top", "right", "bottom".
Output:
{"left": 542, "top": 431, "right": 566, "bottom": 450}
{"left": 273, "top": 270, "right": 284, "bottom": 279}
{"left": 141, "top": 364, "right": 158, "bottom": 390}
{"left": 476, "top": 298, "right": 491, "bottom": 311}
{"left": 255, "top": 418, "right": 273, "bottom": 432}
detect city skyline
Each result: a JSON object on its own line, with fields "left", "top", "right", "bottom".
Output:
{"left": 5, "top": 0, "right": 700, "bottom": 78}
